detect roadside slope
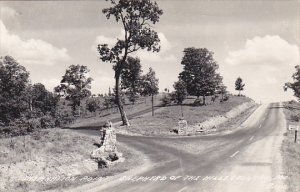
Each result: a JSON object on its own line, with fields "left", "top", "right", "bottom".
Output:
{"left": 117, "top": 96, "right": 256, "bottom": 136}
{"left": 282, "top": 101, "right": 300, "bottom": 192}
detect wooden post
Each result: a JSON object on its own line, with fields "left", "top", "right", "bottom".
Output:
{"left": 181, "top": 104, "right": 183, "bottom": 118}
{"left": 151, "top": 94, "right": 154, "bottom": 116}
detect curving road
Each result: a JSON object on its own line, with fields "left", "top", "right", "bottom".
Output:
{"left": 73, "top": 103, "right": 287, "bottom": 192}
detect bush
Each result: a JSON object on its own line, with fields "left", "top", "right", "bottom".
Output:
{"left": 26, "top": 118, "right": 41, "bottom": 131}
{"left": 291, "top": 115, "right": 299, "bottom": 122}
{"left": 211, "top": 95, "right": 218, "bottom": 102}
{"left": 57, "top": 115, "right": 76, "bottom": 126}
{"left": 160, "top": 95, "right": 172, "bottom": 106}
{"left": 220, "top": 95, "right": 229, "bottom": 102}
{"left": 40, "top": 115, "right": 56, "bottom": 128}
{"left": 193, "top": 98, "right": 203, "bottom": 106}
{"left": 288, "top": 100, "right": 296, "bottom": 104}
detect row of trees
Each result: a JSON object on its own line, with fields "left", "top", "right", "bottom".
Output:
{"left": 0, "top": 54, "right": 160, "bottom": 129}
{"left": 54, "top": 60, "right": 159, "bottom": 118}
{"left": 0, "top": 56, "right": 58, "bottom": 127}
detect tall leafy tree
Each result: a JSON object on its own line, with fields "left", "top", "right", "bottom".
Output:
{"left": 140, "top": 67, "right": 159, "bottom": 116}
{"left": 173, "top": 80, "right": 187, "bottom": 105}
{"left": 235, "top": 77, "right": 245, "bottom": 96}
{"left": 284, "top": 65, "right": 300, "bottom": 100}
{"left": 98, "top": 0, "right": 163, "bottom": 126}
{"left": 217, "top": 83, "right": 228, "bottom": 102}
{"left": 121, "top": 56, "right": 143, "bottom": 104}
{"left": 86, "top": 98, "right": 101, "bottom": 116}
{"left": 55, "top": 65, "right": 93, "bottom": 117}
{"left": 0, "top": 56, "right": 30, "bottom": 124}
{"left": 25, "top": 83, "right": 59, "bottom": 117}
{"left": 179, "top": 47, "right": 222, "bottom": 105}
{"left": 173, "top": 79, "right": 188, "bottom": 117}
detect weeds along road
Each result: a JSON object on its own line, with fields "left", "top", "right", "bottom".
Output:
{"left": 75, "top": 103, "right": 286, "bottom": 192}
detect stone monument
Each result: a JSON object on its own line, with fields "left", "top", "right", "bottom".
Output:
{"left": 90, "top": 121, "right": 124, "bottom": 168}
{"left": 178, "top": 118, "right": 188, "bottom": 135}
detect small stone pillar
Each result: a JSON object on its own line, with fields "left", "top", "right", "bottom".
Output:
{"left": 178, "top": 118, "right": 188, "bottom": 135}
{"left": 90, "top": 121, "right": 124, "bottom": 168}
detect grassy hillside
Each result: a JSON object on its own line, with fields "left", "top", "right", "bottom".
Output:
{"left": 118, "top": 95, "right": 254, "bottom": 136}
{"left": 0, "top": 128, "right": 144, "bottom": 192}
{"left": 66, "top": 95, "right": 163, "bottom": 127}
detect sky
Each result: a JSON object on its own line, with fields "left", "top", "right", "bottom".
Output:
{"left": 0, "top": 0, "right": 299, "bottom": 103}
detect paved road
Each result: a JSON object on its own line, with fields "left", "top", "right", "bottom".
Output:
{"left": 74, "top": 103, "right": 287, "bottom": 192}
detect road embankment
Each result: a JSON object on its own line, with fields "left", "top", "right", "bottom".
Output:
{"left": 281, "top": 101, "right": 300, "bottom": 192}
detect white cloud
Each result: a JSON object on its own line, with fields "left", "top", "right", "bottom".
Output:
{"left": 91, "top": 75, "right": 115, "bottom": 94}
{"left": 158, "top": 32, "right": 172, "bottom": 53}
{"left": 0, "top": 6, "right": 18, "bottom": 21}
{"left": 226, "top": 35, "right": 299, "bottom": 67}
{"left": 94, "top": 35, "right": 116, "bottom": 47}
{"left": 223, "top": 35, "right": 299, "bottom": 102}
{"left": 0, "top": 20, "right": 70, "bottom": 66}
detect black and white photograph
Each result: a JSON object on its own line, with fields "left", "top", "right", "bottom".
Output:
{"left": 0, "top": 0, "right": 299, "bottom": 191}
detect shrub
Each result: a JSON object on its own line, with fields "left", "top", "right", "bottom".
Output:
{"left": 58, "top": 116, "right": 76, "bottom": 126}
{"left": 193, "top": 98, "right": 203, "bottom": 106}
{"left": 291, "top": 115, "right": 299, "bottom": 122}
{"left": 211, "top": 95, "right": 218, "bottom": 102}
{"left": 40, "top": 115, "right": 55, "bottom": 128}
{"left": 220, "top": 95, "right": 229, "bottom": 102}
{"left": 160, "top": 95, "right": 172, "bottom": 106}
{"left": 288, "top": 100, "right": 296, "bottom": 104}
{"left": 26, "top": 118, "right": 41, "bottom": 131}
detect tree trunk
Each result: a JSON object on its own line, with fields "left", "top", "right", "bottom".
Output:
{"left": 180, "top": 104, "right": 183, "bottom": 118}
{"left": 77, "top": 100, "right": 81, "bottom": 117}
{"left": 202, "top": 95, "right": 206, "bottom": 105}
{"left": 29, "top": 98, "right": 33, "bottom": 112}
{"left": 115, "top": 74, "right": 130, "bottom": 126}
{"left": 29, "top": 98, "right": 33, "bottom": 118}
{"left": 78, "top": 105, "right": 81, "bottom": 117}
{"left": 151, "top": 94, "right": 154, "bottom": 116}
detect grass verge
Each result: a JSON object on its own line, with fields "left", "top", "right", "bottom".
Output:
{"left": 0, "top": 128, "right": 144, "bottom": 192}
{"left": 282, "top": 101, "right": 300, "bottom": 192}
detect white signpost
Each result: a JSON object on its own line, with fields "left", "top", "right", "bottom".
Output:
{"left": 289, "top": 123, "right": 299, "bottom": 143}
{"left": 288, "top": 124, "right": 299, "bottom": 131}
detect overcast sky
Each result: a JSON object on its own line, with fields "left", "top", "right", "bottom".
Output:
{"left": 0, "top": 0, "right": 299, "bottom": 103}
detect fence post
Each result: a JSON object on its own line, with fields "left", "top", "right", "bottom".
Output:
{"left": 295, "top": 130, "right": 298, "bottom": 143}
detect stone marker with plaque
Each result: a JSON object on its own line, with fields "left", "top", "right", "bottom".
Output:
{"left": 178, "top": 119, "right": 188, "bottom": 135}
